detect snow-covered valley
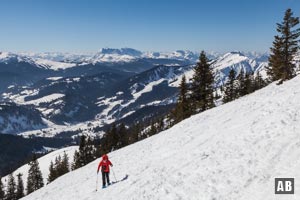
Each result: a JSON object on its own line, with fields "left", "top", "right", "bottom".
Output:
{"left": 0, "top": 49, "right": 270, "bottom": 137}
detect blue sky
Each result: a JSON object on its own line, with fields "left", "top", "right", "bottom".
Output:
{"left": 0, "top": 0, "right": 299, "bottom": 53}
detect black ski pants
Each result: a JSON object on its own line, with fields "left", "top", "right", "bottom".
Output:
{"left": 102, "top": 171, "right": 110, "bottom": 186}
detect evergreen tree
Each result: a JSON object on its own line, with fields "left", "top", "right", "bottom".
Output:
{"left": 190, "top": 51, "right": 215, "bottom": 112}
{"left": 94, "top": 145, "right": 102, "bottom": 159}
{"left": 54, "top": 155, "right": 62, "bottom": 175}
{"left": 73, "top": 136, "right": 87, "bottom": 169}
{"left": 237, "top": 70, "right": 246, "bottom": 97}
{"left": 72, "top": 136, "right": 95, "bottom": 170}
{"left": 72, "top": 150, "right": 81, "bottom": 170}
{"left": 111, "top": 124, "right": 119, "bottom": 150}
{"left": 172, "top": 75, "right": 191, "bottom": 122}
{"left": 267, "top": 36, "right": 284, "bottom": 81}
{"left": 16, "top": 173, "right": 24, "bottom": 199}
{"left": 244, "top": 73, "right": 254, "bottom": 94}
{"left": 0, "top": 177, "right": 5, "bottom": 200}
{"left": 101, "top": 124, "right": 119, "bottom": 152}
{"left": 85, "top": 138, "right": 95, "bottom": 164}
{"left": 60, "top": 152, "right": 70, "bottom": 175}
{"left": 223, "top": 68, "right": 237, "bottom": 103}
{"left": 47, "top": 161, "right": 57, "bottom": 184}
{"left": 6, "top": 174, "right": 16, "bottom": 200}
{"left": 267, "top": 8, "right": 300, "bottom": 82}
{"left": 27, "top": 154, "right": 44, "bottom": 195}
{"left": 131, "top": 122, "right": 140, "bottom": 143}
{"left": 254, "top": 71, "right": 266, "bottom": 90}
{"left": 118, "top": 123, "right": 129, "bottom": 148}
{"left": 78, "top": 135, "right": 86, "bottom": 167}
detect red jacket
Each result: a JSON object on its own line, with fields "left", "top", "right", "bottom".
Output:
{"left": 97, "top": 155, "right": 113, "bottom": 173}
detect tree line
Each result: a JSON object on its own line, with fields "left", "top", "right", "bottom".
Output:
{"left": 0, "top": 154, "right": 43, "bottom": 200}
{"left": 0, "top": 150, "right": 72, "bottom": 200}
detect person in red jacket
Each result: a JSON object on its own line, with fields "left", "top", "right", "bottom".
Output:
{"left": 97, "top": 154, "right": 113, "bottom": 188}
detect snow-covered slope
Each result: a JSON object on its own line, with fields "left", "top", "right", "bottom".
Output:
{"left": 22, "top": 76, "right": 300, "bottom": 200}
{"left": 213, "top": 51, "right": 268, "bottom": 86}
{"left": 1, "top": 146, "right": 78, "bottom": 190}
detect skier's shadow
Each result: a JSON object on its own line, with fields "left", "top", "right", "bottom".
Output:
{"left": 112, "top": 174, "right": 129, "bottom": 184}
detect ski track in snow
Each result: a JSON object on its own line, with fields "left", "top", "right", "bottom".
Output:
{"left": 22, "top": 76, "right": 300, "bottom": 200}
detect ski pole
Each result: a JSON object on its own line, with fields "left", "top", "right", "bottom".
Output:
{"left": 96, "top": 172, "right": 99, "bottom": 191}
{"left": 111, "top": 168, "right": 117, "bottom": 182}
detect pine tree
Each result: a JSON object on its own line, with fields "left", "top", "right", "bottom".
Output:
{"left": 72, "top": 136, "right": 95, "bottom": 170}
{"left": 244, "top": 73, "right": 254, "bottom": 94}
{"left": 47, "top": 161, "right": 57, "bottom": 183}
{"left": 223, "top": 68, "right": 237, "bottom": 103}
{"left": 106, "top": 124, "right": 119, "bottom": 151}
{"left": 72, "top": 150, "right": 81, "bottom": 170}
{"left": 118, "top": 123, "right": 128, "bottom": 148}
{"left": 78, "top": 135, "right": 87, "bottom": 167}
{"left": 85, "top": 138, "right": 95, "bottom": 164}
{"left": 267, "top": 8, "right": 300, "bottom": 82}
{"left": 237, "top": 70, "right": 246, "bottom": 97}
{"left": 131, "top": 122, "right": 140, "bottom": 143}
{"left": 27, "top": 154, "right": 44, "bottom": 195}
{"left": 73, "top": 137, "right": 86, "bottom": 170}
{"left": 0, "top": 177, "right": 5, "bottom": 200}
{"left": 172, "top": 75, "right": 191, "bottom": 123}
{"left": 74, "top": 135, "right": 88, "bottom": 168}
{"left": 54, "top": 155, "right": 62, "bottom": 176}
{"left": 6, "top": 174, "right": 16, "bottom": 200}
{"left": 190, "top": 51, "right": 215, "bottom": 112}
{"left": 267, "top": 36, "right": 284, "bottom": 81}
{"left": 101, "top": 126, "right": 113, "bottom": 153}
{"left": 60, "top": 152, "right": 70, "bottom": 175}
{"left": 16, "top": 173, "right": 24, "bottom": 199}
{"left": 254, "top": 71, "right": 266, "bottom": 90}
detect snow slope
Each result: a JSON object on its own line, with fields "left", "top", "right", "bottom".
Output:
{"left": 22, "top": 75, "right": 300, "bottom": 200}
{"left": 1, "top": 146, "right": 78, "bottom": 190}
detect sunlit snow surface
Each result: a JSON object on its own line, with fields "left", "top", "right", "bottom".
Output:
{"left": 22, "top": 76, "right": 300, "bottom": 200}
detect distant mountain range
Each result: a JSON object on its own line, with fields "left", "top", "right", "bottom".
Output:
{"left": 0, "top": 48, "right": 270, "bottom": 137}
{"left": 1, "top": 48, "right": 269, "bottom": 70}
